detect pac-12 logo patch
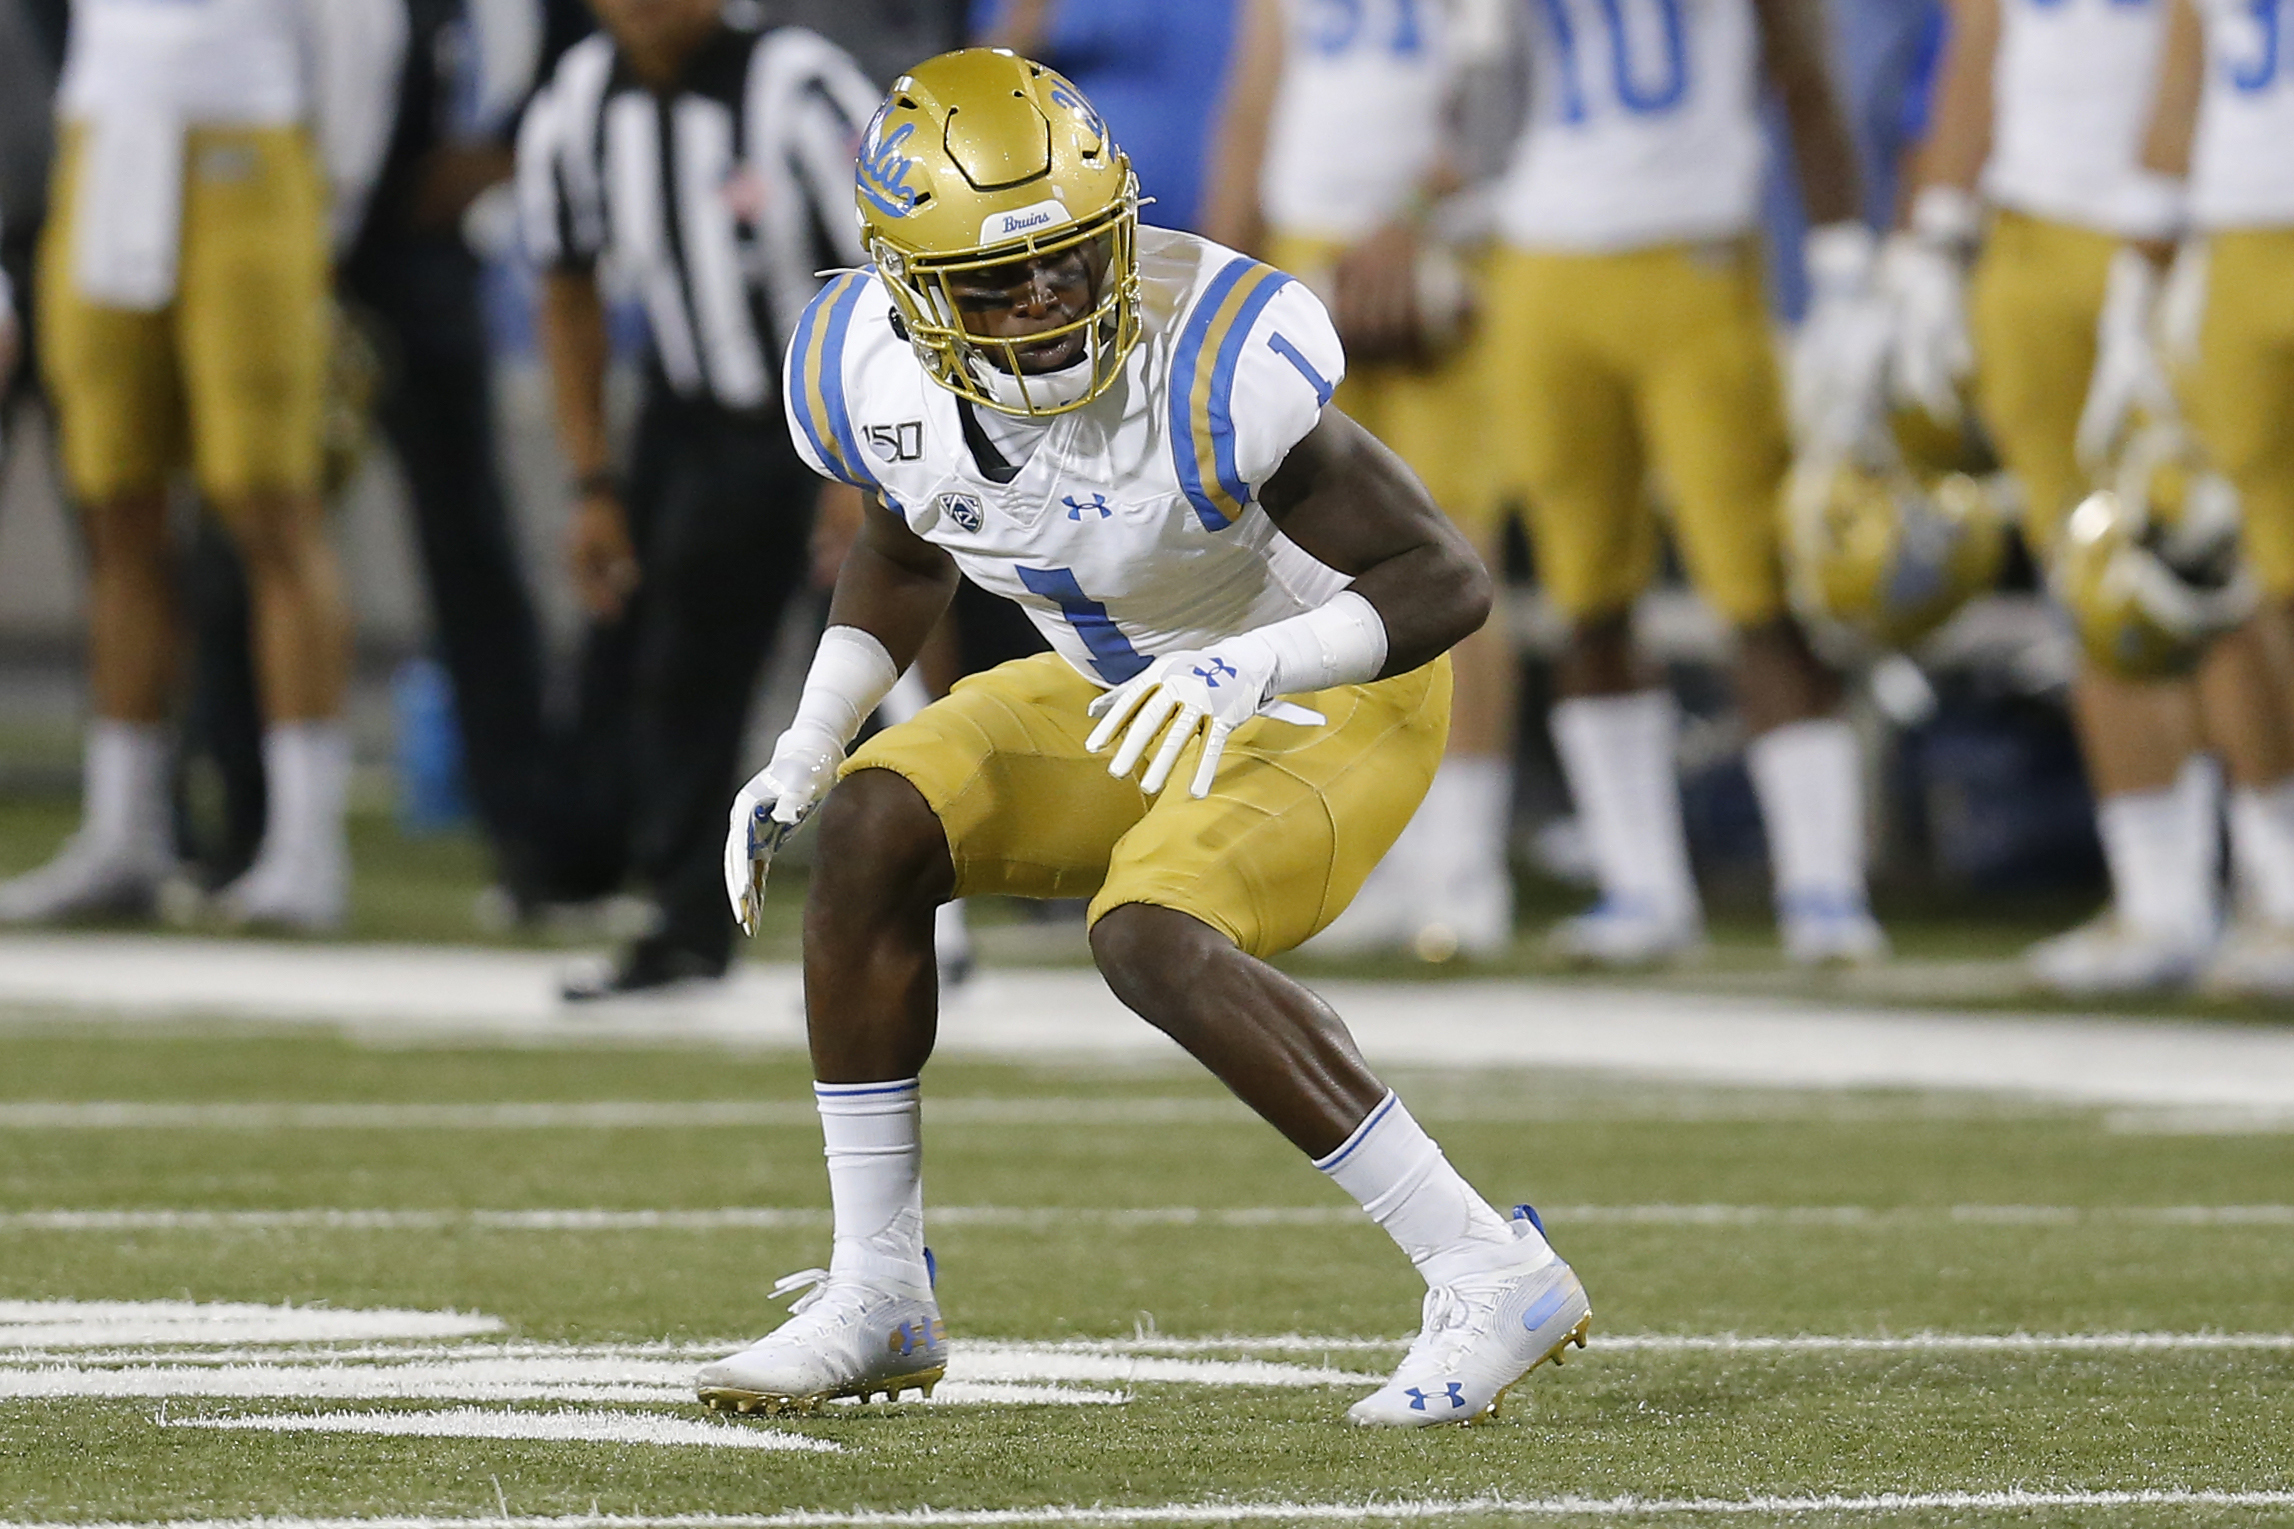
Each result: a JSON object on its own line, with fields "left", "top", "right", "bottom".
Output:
{"left": 935, "top": 491, "right": 985, "bottom": 533}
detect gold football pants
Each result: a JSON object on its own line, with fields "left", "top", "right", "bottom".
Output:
{"left": 40, "top": 123, "right": 329, "bottom": 506}
{"left": 843, "top": 651, "right": 1451, "bottom": 958}
{"left": 2188, "top": 229, "right": 2294, "bottom": 598}
{"left": 1480, "top": 241, "right": 1790, "bottom": 627}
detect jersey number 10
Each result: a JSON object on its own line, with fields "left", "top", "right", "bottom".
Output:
{"left": 1538, "top": 0, "right": 1692, "bottom": 120}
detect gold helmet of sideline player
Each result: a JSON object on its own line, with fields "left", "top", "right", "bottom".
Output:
{"left": 2051, "top": 420, "right": 2256, "bottom": 680}
{"left": 856, "top": 49, "right": 1141, "bottom": 417}
{"left": 1785, "top": 415, "right": 2010, "bottom": 652}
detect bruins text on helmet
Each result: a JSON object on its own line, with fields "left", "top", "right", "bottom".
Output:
{"left": 855, "top": 49, "right": 1141, "bottom": 418}
{"left": 2052, "top": 420, "right": 2257, "bottom": 681}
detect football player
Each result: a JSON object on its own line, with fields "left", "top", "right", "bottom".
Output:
{"left": 699, "top": 51, "right": 1590, "bottom": 1427}
{"left": 2088, "top": 0, "right": 2294, "bottom": 990}
{"left": 1887, "top": 0, "right": 2294, "bottom": 991}
{"left": 1485, "top": 0, "right": 1888, "bottom": 967}
{"left": 1202, "top": 0, "right": 1518, "bottom": 958}
{"left": 0, "top": 0, "right": 403, "bottom": 931}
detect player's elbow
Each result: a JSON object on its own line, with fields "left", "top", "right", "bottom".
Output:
{"left": 1424, "top": 538, "right": 1494, "bottom": 655}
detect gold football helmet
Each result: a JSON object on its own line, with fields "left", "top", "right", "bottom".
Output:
{"left": 1786, "top": 420, "right": 2010, "bottom": 651}
{"left": 2051, "top": 420, "right": 2255, "bottom": 680}
{"left": 856, "top": 49, "right": 1140, "bottom": 417}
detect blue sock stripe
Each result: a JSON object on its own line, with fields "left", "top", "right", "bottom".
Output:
{"left": 1313, "top": 1091, "right": 1399, "bottom": 1173}
{"left": 813, "top": 1079, "right": 921, "bottom": 1100}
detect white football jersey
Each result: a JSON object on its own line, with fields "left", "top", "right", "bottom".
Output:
{"left": 1494, "top": 0, "right": 1766, "bottom": 251}
{"left": 1986, "top": 0, "right": 2174, "bottom": 237}
{"left": 785, "top": 228, "right": 1354, "bottom": 687}
{"left": 61, "top": 0, "right": 309, "bottom": 124}
{"left": 2190, "top": 0, "right": 2294, "bottom": 228}
{"left": 1261, "top": 0, "right": 1461, "bottom": 241}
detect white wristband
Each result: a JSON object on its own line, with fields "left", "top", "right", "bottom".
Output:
{"left": 1246, "top": 590, "right": 1391, "bottom": 696}
{"left": 790, "top": 625, "right": 901, "bottom": 748}
{"left": 1910, "top": 185, "right": 1982, "bottom": 249}
{"left": 1805, "top": 221, "right": 1879, "bottom": 293}
{"left": 2114, "top": 172, "right": 2188, "bottom": 244}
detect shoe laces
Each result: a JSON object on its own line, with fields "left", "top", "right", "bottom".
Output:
{"left": 1399, "top": 1280, "right": 1498, "bottom": 1373}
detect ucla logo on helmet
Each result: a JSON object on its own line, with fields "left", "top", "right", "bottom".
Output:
{"left": 859, "top": 114, "right": 920, "bottom": 218}
{"left": 1046, "top": 84, "right": 1106, "bottom": 145}
{"left": 935, "top": 491, "right": 985, "bottom": 533}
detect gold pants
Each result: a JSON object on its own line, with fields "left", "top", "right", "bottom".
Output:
{"left": 843, "top": 651, "right": 1452, "bottom": 957}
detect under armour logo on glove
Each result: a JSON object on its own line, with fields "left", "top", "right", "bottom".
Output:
{"left": 1191, "top": 658, "right": 1237, "bottom": 687}
{"left": 1405, "top": 1383, "right": 1466, "bottom": 1411}
{"left": 1086, "top": 646, "right": 1324, "bottom": 799}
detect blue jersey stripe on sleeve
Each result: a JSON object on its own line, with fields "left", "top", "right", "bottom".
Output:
{"left": 789, "top": 272, "right": 879, "bottom": 490}
{"left": 1168, "top": 258, "right": 1255, "bottom": 530}
{"left": 819, "top": 273, "right": 878, "bottom": 491}
{"left": 1205, "top": 269, "right": 1296, "bottom": 517}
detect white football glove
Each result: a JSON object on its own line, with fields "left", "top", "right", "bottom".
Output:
{"left": 1879, "top": 233, "right": 1972, "bottom": 424}
{"left": 722, "top": 722, "right": 845, "bottom": 935}
{"left": 2156, "top": 239, "right": 2209, "bottom": 377}
{"left": 2075, "top": 247, "right": 2177, "bottom": 474}
{"left": 1085, "top": 643, "right": 1326, "bottom": 800}
{"left": 1791, "top": 222, "right": 1894, "bottom": 454}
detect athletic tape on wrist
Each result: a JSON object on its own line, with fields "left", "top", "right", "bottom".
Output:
{"left": 792, "top": 626, "right": 901, "bottom": 748}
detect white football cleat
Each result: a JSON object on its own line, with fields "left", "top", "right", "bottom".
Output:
{"left": 1545, "top": 899, "right": 1703, "bottom": 968}
{"left": 1347, "top": 1207, "right": 1592, "bottom": 1428}
{"left": 2201, "top": 920, "right": 2294, "bottom": 998}
{"left": 697, "top": 1262, "right": 947, "bottom": 1415}
{"left": 2026, "top": 913, "right": 2208, "bottom": 995}
{"left": 0, "top": 834, "right": 169, "bottom": 925}
{"left": 211, "top": 847, "right": 345, "bottom": 933}
{"left": 1779, "top": 892, "right": 1889, "bottom": 968}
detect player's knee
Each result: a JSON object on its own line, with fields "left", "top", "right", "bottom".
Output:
{"left": 1089, "top": 903, "right": 1216, "bottom": 1020}
{"left": 812, "top": 767, "right": 952, "bottom": 916}
{"left": 223, "top": 491, "right": 326, "bottom": 576}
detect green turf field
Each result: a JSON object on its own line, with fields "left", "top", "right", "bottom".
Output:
{"left": 2, "top": 1017, "right": 2290, "bottom": 1526}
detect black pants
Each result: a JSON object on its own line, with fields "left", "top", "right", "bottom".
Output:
{"left": 536, "top": 383, "right": 818, "bottom": 971}
{"left": 345, "top": 234, "right": 549, "bottom": 892}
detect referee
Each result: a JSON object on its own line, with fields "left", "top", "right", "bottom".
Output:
{"left": 518, "top": 0, "right": 877, "bottom": 999}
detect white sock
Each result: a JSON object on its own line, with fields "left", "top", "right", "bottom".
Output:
{"left": 933, "top": 900, "right": 971, "bottom": 969}
{"left": 1746, "top": 718, "right": 1870, "bottom": 921}
{"left": 1315, "top": 1092, "right": 1545, "bottom": 1287}
{"left": 250, "top": 723, "right": 350, "bottom": 880}
{"left": 82, "top": 719, "right": 169, "bottom": 858}
{"left": 1427, "top": 755, "right": 1511, "bottom": 881}
{"left": 2099, "top": 755, "right": 2220, "bottom": 944}
{"left": 817, "top": 1079, "right": 929, "bottom": 1286}
{"left": 2228, "top": 778, "right": 2294, "bottom": 926}
{"left": 1550, "top": 691, "right": 1699, "bottom": 925}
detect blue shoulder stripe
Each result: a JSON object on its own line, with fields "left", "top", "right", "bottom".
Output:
{"left": 789, "top": 272, "right": 880, "bottom": 490}
{"left": 1169, "top": 258, "right": 1295, "bottom": 531}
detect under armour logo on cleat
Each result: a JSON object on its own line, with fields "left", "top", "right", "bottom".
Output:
{"left": 1063, "top": 493, "right": 1112, "bottom": 520}
{"left": 1191, "top": 658, "right": 1238, "bottom": 687}
{"left": 1404, "top": 1383, "right": 1465, "bottom": 1411}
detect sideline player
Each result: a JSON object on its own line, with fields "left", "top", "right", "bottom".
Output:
{"left": 1202, "top": 0, "right": 1519, "bottom": 959}
{"left": 698, "top": 50, "right": 1590, "bottom": 1428}
{"left": 0, "top": 0, "right": 402, "bottom": 930}
{"left": 1485, "top": 0, "right": 1888, "bottom": 966}
{"left": 2091, "top": 0, "right": 2294, "bottom": 990}
{"left": 1888, "top": 0, "right": 2294, "bottom": 991}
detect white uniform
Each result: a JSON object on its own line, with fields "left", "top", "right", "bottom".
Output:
{"left": 1260, "top": 0, "right": 1459, "bottom": 240}
{"left": 56, "top": 0, "right": 404, "bottom": 304}
{"left": 2191, "top": 0, "right": 2294, "bottom": 228}
{"left": 1496, "top": 0, "right": 1765, "bottom": 250}
{"left": 786, "top": 228, "right": 1352, "bottom": 685}
{"left": 1985, "top": 0, "right": 2177, "bottom": 238}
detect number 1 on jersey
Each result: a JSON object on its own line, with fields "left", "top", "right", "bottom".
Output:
{"left": 1017, "top": 565, "right": 1151, "bottom": 684}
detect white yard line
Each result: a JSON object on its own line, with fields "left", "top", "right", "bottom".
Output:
{"left": 7, "top": 934, "right": 2294, "bottom": 1111}
{"left": 160, "top": 1406, "right": 836, "bottom": 1452}
{"left": 7, "top": 1490, "right": 2294, "bottom": 1526}
{"left": 5, "top": 1204, "right": 2290, "bottom": 1233}
{"left": 0, "top": 1302, "right": 501, "bottom": 1348}
{"left": 0, "top": 1099, "right": 1247, "bottom": 1131}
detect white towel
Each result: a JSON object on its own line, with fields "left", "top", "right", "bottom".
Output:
{"left": 72, "top": 108, "right": 187, "bottom": 311}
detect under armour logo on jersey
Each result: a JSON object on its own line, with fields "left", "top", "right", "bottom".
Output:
{"left": 1405, "top": 1383, "right": 1466, "bottom": 1411}
{"left": 1191, "top": 658, "right": 1238, "bottom": 687}
{"left": 1063, "top": 494, "right": 1111, "bottom": 520}
{"left": 934, "top": 491, "right": 985, "bottom": 533}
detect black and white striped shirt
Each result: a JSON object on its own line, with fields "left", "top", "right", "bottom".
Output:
{"left": 516, "top": 17, "right": 876, "bottom": 412}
